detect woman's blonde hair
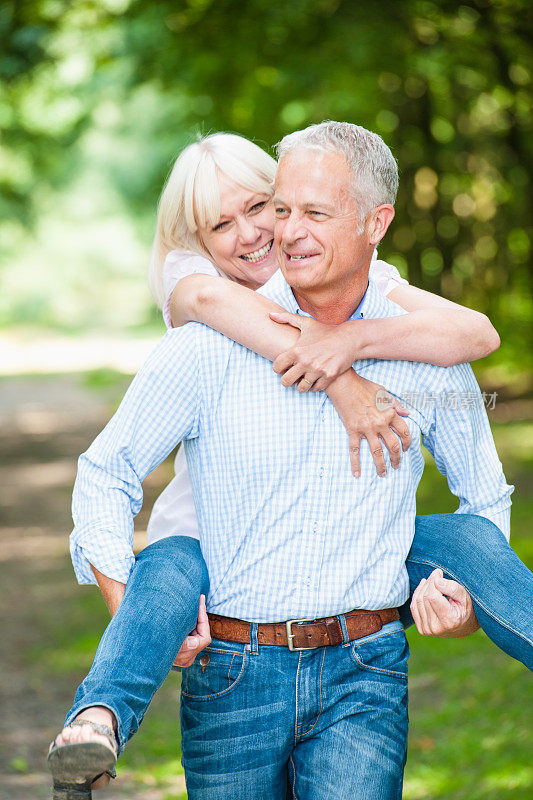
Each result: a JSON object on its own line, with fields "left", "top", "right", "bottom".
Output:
{"left": 148, "top": 133, "right": 277, "bottom": 307}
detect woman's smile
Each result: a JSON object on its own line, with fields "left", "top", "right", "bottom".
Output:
{"left": 240, "top": 239, "right": 274, "bottom": 264}
{"left": 201, "top": 175, "right": 278, "bottom": 288}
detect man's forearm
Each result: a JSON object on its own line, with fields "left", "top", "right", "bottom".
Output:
{"left": 90, "top": 564, "right": 126, "bottom": 617}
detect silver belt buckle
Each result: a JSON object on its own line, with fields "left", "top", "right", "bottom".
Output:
{"left": 286, "top": 618, "right": 316, "bottom": 652}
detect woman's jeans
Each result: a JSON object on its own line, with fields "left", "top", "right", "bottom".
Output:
{"left": 65, "top": 536, "right": 210, "bottom": 753}
{"left": 65, "top": 513, "right": 532, "bottom": 754}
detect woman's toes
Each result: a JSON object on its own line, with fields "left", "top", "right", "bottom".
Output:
{"left": 77, "top": 725, "right": 93, "bottom": 743}
{"left": 50, "top": 719, "right": 116, "bottom": 756}
{"left": 74, "top": 725, "right": 87, "bottom": 742}
{"left": 66, "top": 727, "right": 79, "bottom": 743}
{"left": 78, "top": 724, "right": 99, "bottom": 743}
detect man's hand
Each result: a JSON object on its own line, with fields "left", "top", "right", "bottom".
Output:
{"left": 411, "top": 569, "right": 480, "bottom": 638}
{"left": 173, "top": 594, "right": 212, "bottom": 668}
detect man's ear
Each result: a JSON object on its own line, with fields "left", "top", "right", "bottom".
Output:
{"left": 366, "top": 204, "right": 395, "bottom": 245}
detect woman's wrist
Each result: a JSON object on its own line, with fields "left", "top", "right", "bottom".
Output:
{"left": 341, "top": 319, "right": 372, "bottom": 362}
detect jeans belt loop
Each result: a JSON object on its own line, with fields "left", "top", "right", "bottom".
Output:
{"left": 338, "top": 613, "right": 350, "bottom": 644}
{"left": 249, "top": 621, "right": 259, "bottom": 654}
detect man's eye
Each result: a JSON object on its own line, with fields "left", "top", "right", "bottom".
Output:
{"left": 308, "top": 210, "right": 325, "bottom": 218}
{"left": 275, "top": 207, "right": 288, "bottom": 216}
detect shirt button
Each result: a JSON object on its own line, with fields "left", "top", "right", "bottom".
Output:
{"left": 319, "top": 468, "right": 324, "bottom": 478}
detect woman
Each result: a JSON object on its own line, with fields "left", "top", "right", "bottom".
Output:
{"left": 48, "top": 132, "right": 531, "bottom": 798}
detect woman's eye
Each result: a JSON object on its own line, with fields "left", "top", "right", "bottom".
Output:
{"left": 213, "top": 220, "right": 230, "bottom": 232}
{"left": 250, "top": 201, "right": 267, "bottom": 213}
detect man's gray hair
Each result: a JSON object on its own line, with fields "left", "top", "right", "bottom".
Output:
{"left": 276, "top": 121, "right": 398, "bottom": 222}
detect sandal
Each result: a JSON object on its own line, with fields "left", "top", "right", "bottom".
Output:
{"left": 47, "top": 719, "right": 118, "bottom": 800}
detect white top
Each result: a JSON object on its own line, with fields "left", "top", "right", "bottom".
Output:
{"left": 147, "top": 250, "right": 408, "bottom": 545}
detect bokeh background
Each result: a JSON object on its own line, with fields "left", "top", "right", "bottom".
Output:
{"left": 1, "top": 1, "right": 531, "bottom": 798}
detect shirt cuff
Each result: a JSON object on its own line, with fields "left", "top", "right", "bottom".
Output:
{"left": 70, "top": 531, "right": 135, "bottom": 585}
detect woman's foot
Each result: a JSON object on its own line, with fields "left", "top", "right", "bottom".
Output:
{"left": 48, "top": 706, "right": 118, "bottom": 792}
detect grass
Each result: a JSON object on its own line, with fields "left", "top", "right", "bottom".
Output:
{"left": 400, "top": 423, "right": 533, "bottom": 799}
{"left": 26, "top": 415, "right": 532, "bottom": 799}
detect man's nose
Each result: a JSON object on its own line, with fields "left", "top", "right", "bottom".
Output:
{"left": 280, "top": 213, "right": 307, "bottom": 246}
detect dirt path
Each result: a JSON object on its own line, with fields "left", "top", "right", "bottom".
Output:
{"left": 0, "top": 375, "right": 181, "bottom": 799}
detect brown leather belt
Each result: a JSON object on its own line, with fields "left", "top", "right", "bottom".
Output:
{"left": 208, "top": 608, "right": 400, "bottom": 651}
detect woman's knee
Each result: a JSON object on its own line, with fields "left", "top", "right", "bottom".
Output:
{"left": 410, "top": 513, "right": 507, "bottom": 566}
{"left": 132, "top": 536, "right": 209, "bottom": 597}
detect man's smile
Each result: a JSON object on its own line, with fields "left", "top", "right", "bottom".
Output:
{"left": 283, "top": 252, "right": 320, "bottom": 262}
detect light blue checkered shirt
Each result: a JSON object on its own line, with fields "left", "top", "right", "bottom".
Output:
{"left": 71, "top": 270, "right": 513, "bottom": 621}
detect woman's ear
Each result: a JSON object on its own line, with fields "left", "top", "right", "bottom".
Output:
{"left": 366, "top": 204, "right": 395, "bottom": 245}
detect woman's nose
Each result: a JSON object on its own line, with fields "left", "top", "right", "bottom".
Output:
{"left": 237, "top": 216, "right": 260, "bottom": 244}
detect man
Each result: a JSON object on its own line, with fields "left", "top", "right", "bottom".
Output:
{"left": 69, "top": 122, "right": 512, "bottom": 798}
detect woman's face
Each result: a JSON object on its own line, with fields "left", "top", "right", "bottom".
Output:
{"left": 200, "top": 174, "right": 278, "bottom": 289}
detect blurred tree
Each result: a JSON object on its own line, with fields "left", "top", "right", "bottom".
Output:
{"left": 1, "top": 0, "right": 531, "bottom": 366}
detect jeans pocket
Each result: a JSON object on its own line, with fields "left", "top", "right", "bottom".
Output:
{"left": 181, "top": 639, "right": 248, "bottom": 701}
{"left": 350, "top": 622, "right": 409, "bottom": 681}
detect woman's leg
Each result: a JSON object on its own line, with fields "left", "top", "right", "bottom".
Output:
{"left": 403, "top": 514, "right": 532, "bottom": 670}
{"left": 62, "top": 536, "right": 209, "bottom": 754}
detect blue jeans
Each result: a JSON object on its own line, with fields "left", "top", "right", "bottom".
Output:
{"left": 403, "top": 514, "right": 533, "bottom": 670}
{"left": 180, "top": 624, "right": 409, "bottom": 799}
{"left": 65, "top": 537, "right": 210, "bottom": 752}
{"left": 65, "top": 513, "right": 532, "bottom": 757}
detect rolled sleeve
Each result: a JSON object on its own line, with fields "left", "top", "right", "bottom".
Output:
{"left": 70, "top": 525, "right": 136, "bottom": 585}
{"left": 70, "top": 326, "right": 201, "bottom": 584}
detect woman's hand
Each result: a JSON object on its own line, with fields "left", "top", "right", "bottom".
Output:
{"left": 326, "top": 371, "right": 411, "bottom": 477}
{"left": 270, "top": 311, "right": 359, "bottom": 392}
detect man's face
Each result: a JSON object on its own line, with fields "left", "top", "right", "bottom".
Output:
{"left": 273, "top": 149, "right": 374, "bottom": 294}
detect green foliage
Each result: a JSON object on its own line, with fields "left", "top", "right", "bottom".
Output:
{"left": 8, "top": 757, "right": 29, "bottom": 774}
{"left": 1, "top": 0, "right": 532, "bottom": 367}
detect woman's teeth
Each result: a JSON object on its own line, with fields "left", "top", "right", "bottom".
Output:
{"left": 240, "top": 240, "right": 273, "bottom": 263}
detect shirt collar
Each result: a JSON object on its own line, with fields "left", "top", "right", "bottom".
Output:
{"left": 258, "top": 268, "right": 398, "bottom": 322}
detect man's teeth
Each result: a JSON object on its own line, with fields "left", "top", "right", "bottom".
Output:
{"left": 241, "top": 241, "right": 272, "bottom": 263}
{"left": 289, "top": 254, "right": 309, "bottom": 260}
